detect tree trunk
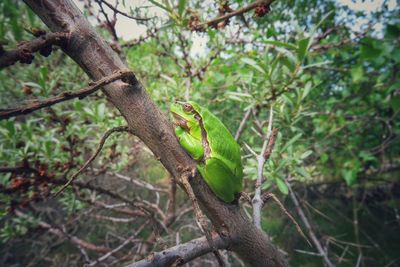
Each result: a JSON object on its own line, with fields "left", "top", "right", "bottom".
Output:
{"left": 22, "top": 0, "right": 288, "bottom": 266}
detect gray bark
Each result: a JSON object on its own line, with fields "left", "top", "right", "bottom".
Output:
{"left": 22, "top": 0, "right": 288, "bottom": 266}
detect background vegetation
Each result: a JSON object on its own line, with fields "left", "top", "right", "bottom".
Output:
{"left": 0, "top": 0, "right": 399, "bottom": 266}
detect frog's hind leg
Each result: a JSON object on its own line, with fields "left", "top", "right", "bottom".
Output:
{"left": 198, "top": 158, "right": 237, "bottom": 203}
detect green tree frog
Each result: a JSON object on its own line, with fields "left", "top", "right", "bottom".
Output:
{"left": 170, "top": 101, "right": 243, "bottom": 203}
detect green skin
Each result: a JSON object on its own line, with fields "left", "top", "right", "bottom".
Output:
{"left": 170, "top": 101, "right": 243, "bottom": 203}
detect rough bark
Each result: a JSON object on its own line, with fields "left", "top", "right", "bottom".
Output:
{"left": 127, "top": 235, "right": 229, "bottom": 267}
{"left": 22, "top": 0, "right": 288, "bottom": 266}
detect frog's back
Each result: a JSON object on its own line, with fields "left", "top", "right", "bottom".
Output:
{"left": 190, "top": 102, "right": 243, "bottom": 189}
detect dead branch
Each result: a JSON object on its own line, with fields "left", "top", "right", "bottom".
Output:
{"left": 96, "top": 0, "right": 152, "bottom": 21}
{"left": 122, "top": 29, "right": 159, "bottom": 48}
{"left": 54, "top": 126, "right": 131, "bottom": 196}
{"left": 263, "top": 192, "right": 311, "bottom": 246}
{"left": 99, "top": 169, "right": 168, "bottom": 193}
{"left": 195, "top": 0, "right": 274, "bottom": 31}
{"left": 0, "top": 69, "right": 134, "bottom": 120}
{"left": 85, "top": 199, "right": 147, "bottom": 217}
{"left": 286, "top": 180, "right": 335, "bottom": 267}
{"left": 15, "top": 209, "right": 111, "bottom": 253}
{"left": 234, "top": 108, "right": 252, "bottom": 141}
{"left": 88, "top": 220, "right": 149, "bottom": 266}
{"left": 127, "top": 234, "right": 229, "bottom": 267}
{"left": 0, "top": 32, "right": 68, "bottom": 69}
{"left": 263, "top": 128, "right": 278, "bottom": 160}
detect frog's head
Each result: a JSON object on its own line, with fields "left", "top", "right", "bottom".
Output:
{"left": 170, "top": 101, "right": 199, "bottom": 130}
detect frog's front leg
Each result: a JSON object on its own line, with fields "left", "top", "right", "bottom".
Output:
{"left": 175, "top": 126, "right": 204, "bottom": 160}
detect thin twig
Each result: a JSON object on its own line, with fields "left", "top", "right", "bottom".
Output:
{"left": 263, "top": 192, "right": 311, "bottom": 246}
{"left": 53, "top": 126, "right": 131, "bottom": 197}
{"left": 88, "top": 220, "right": 149, "bottom": 266}
{"left": 196, "top": 0, "right": 274, "bottom": 30}
{"left": 286, "top": 180, "right": 335, "bottom": 267}
{"left": 15, "top": 210, "right": 111, "bottom": 253}
{"left": 235, "top": 108, "right": 252, "bottom": 141}
{"left": 97, "top": 0, "right": 152, "bottom": 21}
{"left": 0, "top": 70, "right": 134, "bottom": 120}
{"left": 95, "top": 0, "right": 118, "bottom": 41}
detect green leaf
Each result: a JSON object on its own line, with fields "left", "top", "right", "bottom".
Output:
{"left": 385, "top": 24, "right": 400, "bottom": 39}
{"left": 390, "top": 95, "right": 400, "bottom": 112}
{"left": 300, "top": 150, "right": 313, "bottom": 159}
{"left": 5, "top": 121, "right": 16, "bottom": 138}
{"left": 295, "top": 166, "right": 310, "bottom": 178}
{"left": 178, "top": 0, "right": 187, "bottom": 16}
{"left": 263, "top": 40, "right": 297, "bottom": 50}
{"left": 351, "top": 65, "right": 363, "bottom": 83}
{"left": 320, "top": 153, "right": 329, "bottom": 163}
{"left": 241, "top": 58, "right": 265, "bottom": 73}
{"left": 342, "top": 169, "right": 357, "bottom": 186}
{"left": 262, "top": 179, "right": 274, "bottom": 190}
{"left": 160, "top": 74, "right": 177, "bottom": 85}
{"left": 276, "top": 178, "right": 288, "bottom": 195}
{"left": 297, "top": 37, "right": 310, "bottom": 62}
{"left": 280, "top": 56, "right": 296, "bottom": 73}
{"left": 301, "top": 81, "right": 312, "bottom": 100}
{"left": 44, "top": 140, "right": 53, "bottom": 157}
{"left": 267, "top": 28, "right": 277, "bottom": 38}
{"left": 0, "top": 173, "right": 11, "bottom": 186}
{"left": 148, "top": 0, "right": 172, "bottom": 12}
{"left": 281, "top": 133, "right": 302, "bottom": 152}
{"left": 360, "top": 38, "right": 382, "bottom": 60}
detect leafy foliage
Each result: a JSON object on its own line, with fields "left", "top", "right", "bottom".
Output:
{"left": 0, "top": 0, "right": 399, "bottom": 266}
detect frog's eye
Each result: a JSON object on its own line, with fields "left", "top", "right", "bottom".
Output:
{"left": 183, "top": 103, "right": 193, "bottom": 113}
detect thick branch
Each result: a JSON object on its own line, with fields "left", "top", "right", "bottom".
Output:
{"left": 0, "top": 32, "right": 68, "bottom": 69}
{"left": 126, "top": 235, "right": 229, "bottom": 267}
{"left": 0, "top": 70, "right": 134, "bottom": 120}
{"left": 22, "top": 1, "right": 287, "bottom": 266}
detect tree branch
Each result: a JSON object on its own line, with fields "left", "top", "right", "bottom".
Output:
{"left": 54, "top": 126, "right": 131, "bottom": 196}
{"left": 88, "top": 220, "right": 149, "bottom": 266}
{"left": 195, "top": 0, "right": 274, "bottom": 30}
{"left": 234, "top": 108, "right": 252, "bottom": 141}
{"left": 0, "top": 69, "right": 134, "bottom": 120}
{"left": 14, "top": 209, "right": 111, "bottom": 254}
{"left": 252, "top": 106, "right": 274, "bottom": 229}
{"left": 286, "top": 181, "right": 335, "bottom": 267}
{"left": 96, "top": 0, "right": 152, "bottom": 21}
{"left": 0, "top": 32, "right": 68, "bottom": 69}
{"left": 126, "top": 234, "right": 229, "bottom": 267}
{"left": 22, "top": 0, "right": 288, "bottom": 265}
